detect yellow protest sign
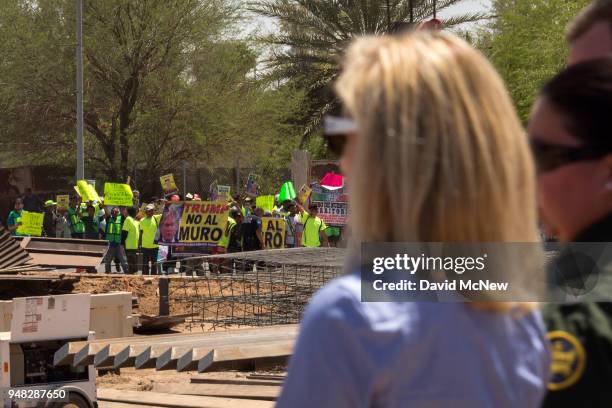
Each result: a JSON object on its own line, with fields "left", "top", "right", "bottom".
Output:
{"left": 160, "top": 174, "right": 178, "bottom": 194}
{"left": 16, "top": 211, "right": 44, "bottom": 236}
{"left": 160, "top": 201, "right": 229, "bottom": 245}
{"left": 75, "top": 180, "right": 100, "bottom": 203}
{"left": 262, "top": 217, "right": 285, "bottom": 249}
{"left": 297, "top": 184, "right": 312, "bottom": 205}
{"left": 57, "top": 195, "right": 70, "bottom": 210}
{"left": 217, "top": 185, "right": 231, "bottom": 201}
{"left": 104, "top": 183, "right": 134, "bottom": 206}
{"left": 137, "top": 203, "right": 147, "bottom": 219}
{"left": 256, "top": 195, "right": 275, "bottom": 212}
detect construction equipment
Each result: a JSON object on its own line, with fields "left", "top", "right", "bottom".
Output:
{"left": 0, "top": 294, "right": 96, "bottom": 408}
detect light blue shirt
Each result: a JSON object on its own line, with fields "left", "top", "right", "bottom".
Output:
{"left": 277, "top": 273, "right": 550, "bottom": 408}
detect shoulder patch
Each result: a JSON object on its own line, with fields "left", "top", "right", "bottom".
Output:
{"left": 547, "top": 330, "right": 586, "bottom": 391}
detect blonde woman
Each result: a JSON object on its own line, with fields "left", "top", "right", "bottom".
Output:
{"left": 277, "top": 32, "right": 550, "bottom": 408}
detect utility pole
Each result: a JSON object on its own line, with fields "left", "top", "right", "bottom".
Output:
{"left": 235, "top": 157, "right": 240, "bottom": 195}
{"left": 75, "top": 0, "right": 84, "bottom": 180}
{"left": 409, "top": 0, "right": 414, "bottom": 23}
{"left": 386, "top": 0, "right": 391, "bottom": 32}
{"left": 182, "top": 161, "right": 187, "bottom": 193}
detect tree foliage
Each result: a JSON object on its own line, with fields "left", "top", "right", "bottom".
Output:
{"left": 0, "top": 0, "right": 302, "bottom": 191}
{"left": 479, "top": 0, "right": 590, "bottom": 123}
{"left": 250, "top": 0, "right": 488, "bottom": 146}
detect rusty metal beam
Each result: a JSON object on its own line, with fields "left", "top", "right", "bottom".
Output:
{"left": 0, "top": 231, "right": 32, "bottom": 269}
{"left": 15, "top": 236, "right": 108, "bottom": 268}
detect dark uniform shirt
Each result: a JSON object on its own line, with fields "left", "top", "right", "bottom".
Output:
{"left": 227, "top": 222, "right": 242, "bottom": 253}
{"left": 241, "top": 216, "right": 262, "bottom": 251}
{"left": 542, "top": 213, "right": 612, "bottom": 407}
{"left": 43, "top": 210, "right": 57, "bottom": 237}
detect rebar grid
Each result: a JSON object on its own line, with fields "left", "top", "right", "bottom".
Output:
{"left": 167, "top": 248, "right": 345, "bottom": 331}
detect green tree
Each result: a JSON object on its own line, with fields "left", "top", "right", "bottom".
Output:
{"left": 250, "top": 0, "right": 487, "bottom": 146}
{"left": 0, "top": 0, "right": 303, "bottom": 191}
{"left": 479, "top": 0, "right": 590, "bottom": 123}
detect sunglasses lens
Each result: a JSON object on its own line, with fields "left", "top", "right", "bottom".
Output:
{"left": 530, "top": 139, "right": 608, "bottom": 173}
{"left": 531, "top": 143, "right": 565, "bottom": 173}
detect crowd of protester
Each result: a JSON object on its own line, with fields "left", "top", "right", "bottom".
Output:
{"left": 3, "top": 189, "right": 332, "bottom": 275}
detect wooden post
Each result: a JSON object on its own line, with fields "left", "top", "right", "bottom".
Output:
{"left": 159, "top": 277, "right": 169, "bottom": 316}
{"left": 291, "top": 150, "right": 311, "bottom": 191}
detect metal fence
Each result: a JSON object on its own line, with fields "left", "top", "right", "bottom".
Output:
{"left": 167, "top": 247, "right": 345, "bottom": 330}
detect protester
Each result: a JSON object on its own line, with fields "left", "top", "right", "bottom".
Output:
{"left": 7, "top": 198, "right": 24, "bottom": 236}
{"left": 242, "top": 196, "right": 253, "bottom": 217}
{"left": 284, "top": 201, "right": 300, "bottom": 248}
{"left": 22, "top": 188, "right": 42, "bottom": 212}
{"left": 567, "top": 0, "right": 612, "bottom": 65}
{"left": 241, "top": 207, "right": 263, "bottom": 251}
{"left": 529, "top": 58, "right": 612, "bottom": 407}
{"left": 67, "top": 195, "right": 85, "bottom": 238}
{"left": 132, "top": 189, "right": 140, "bottom": 208}
{"left": 297, "top": 203, "right": 329, "bottom": 248}
{"left": 122, "top": 206, "right": 140, "bottom": 274}
{"left": 277, "top": 32, "right": 550, "bottom": 407}
{"left": 227, "top": 208, "right": 243, "bottom": 253}
{"left": 216, "top": 210, "right": 237, "bottom": 254}
{"left": 140, "top": 203, "right": 161, "bottom": 275}
{"left": 119, "top": 206, "right": 128, "bottom": 220}
{"left": 55, "top": 208, "right": 71, "bottom": 238}
{"left": 81, "top": 205, "right": 101, "bottom": 240}
{"left": 42, "top": 200, "right": 57, "bottom": 237}
{"left": 103, "top": 206, "right": 128, "bottom": 274}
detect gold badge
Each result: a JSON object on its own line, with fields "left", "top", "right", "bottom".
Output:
{"left": 547, "top": 330, "right": 586, "bottom": 391}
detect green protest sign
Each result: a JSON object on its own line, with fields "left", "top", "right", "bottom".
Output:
{"left": 104, "top": 183, "right": 134, "bottom": 206}
{"left": 256, "top": 195, "right": 275, "bottom": 212}
{"left": 76, "top": 180, "right": 100, "bottom": 202}
{"left": 16, "top": 211, "right": 44, "bottom": 236}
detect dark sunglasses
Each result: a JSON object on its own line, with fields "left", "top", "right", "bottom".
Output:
{"left": 325, "top": 134, "right": 347, "bottom": 157}
{"left": 529, "top": 139, "right": 610, "bottom": 173}
{"left": 323, "top": 116, "right": 357, "bottom": 156}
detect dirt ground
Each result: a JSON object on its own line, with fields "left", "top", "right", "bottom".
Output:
{"left": 72, "top": 275, "right": 161, "bottom": 315}
{"left": 5, "top": 271, "right": 305, "bottom": 336}
{"left": 96, "top": 368, "right": 285, "bottom": 391}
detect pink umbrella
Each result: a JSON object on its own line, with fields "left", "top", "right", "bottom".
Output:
{"left": 320, "top": 172, "right": 344, "bottom": 190}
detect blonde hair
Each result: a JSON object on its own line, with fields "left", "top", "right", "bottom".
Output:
{"left": 336, "top": 32, "right": 541, "bottom": 310}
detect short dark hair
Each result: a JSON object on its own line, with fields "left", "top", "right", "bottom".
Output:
{"left": 127, "top": 207, "right": 137, "bottom": 217}
{"left": 567, "top": 0, "right": 612, "bottom": 42}
{"left": 308, "top": 203, "right": 319, "bottom": 211}
{"left": 540, "top": 57, "right": 612, "bottom": 148}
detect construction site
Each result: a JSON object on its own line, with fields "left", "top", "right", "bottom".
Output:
{"left": 0, "top": 231, "right": 345, "bottom": 407}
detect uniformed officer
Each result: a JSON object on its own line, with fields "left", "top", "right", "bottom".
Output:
{"left": 529, "top": 58, "right": 612, "bottom": 407}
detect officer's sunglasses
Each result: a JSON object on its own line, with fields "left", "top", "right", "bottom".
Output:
{"left": 324, "top": 116, "right": 357, "bottom": 157}
{"left": 529, "top": 138, "right": 610, "bottom": 173}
